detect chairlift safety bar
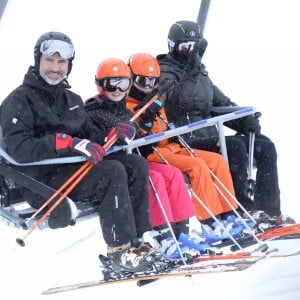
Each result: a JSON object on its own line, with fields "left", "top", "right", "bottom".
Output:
{"left": 0, "top": 106, "right": 256, "bottom": 166}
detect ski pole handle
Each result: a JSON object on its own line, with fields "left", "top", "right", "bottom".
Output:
{"left": 130, "top": 93, "right": 160, "bottom": 122}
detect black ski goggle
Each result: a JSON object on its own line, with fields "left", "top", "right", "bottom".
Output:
{"left": 96, "top": 77, "right": 132, "bottom": 92}
{"left": 133, "top": 75, "right": 159, "bottom": 89}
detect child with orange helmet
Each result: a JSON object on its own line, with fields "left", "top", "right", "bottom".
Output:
{"left": 85, "top": 58, "right": 211, "bottom": 260}
{"left": 85, "top": 59, "right": 166, "bottom": 267}
{"left": 127, "top": 53, "right": 242, "bottom": 244}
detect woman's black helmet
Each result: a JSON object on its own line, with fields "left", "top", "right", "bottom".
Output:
{"left": 168, "top": 20, "right": 201, "bottom": 55}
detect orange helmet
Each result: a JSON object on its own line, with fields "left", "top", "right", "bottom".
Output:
{"left": 128, "top": 53, "right": 160, "bottom": 77}
{"left": 96, "top": 58, "right": 131, "bottom": 80}
{"left": 95, "top": 58, "right": 132, "bottom": 95}
{"left": 128, "top": 53, "right": 160, "bottom": 91}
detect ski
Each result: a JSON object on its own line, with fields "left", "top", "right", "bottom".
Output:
{"left": 42, "top": 248, "right": 300, "bottom": 295}
{"left": 258, "top": 223, "right": 300, "bottom": 240}
{"left": 42, "top": 247, "right": 293, "bottom": 295}
{"left": 41, "top": 260, "right": 256, "bottom": 295}
{"left": 225, "top": 223, "right": 300, "bottom": 251}
{"left": 195, "top": 247, "right": 300, "bottom": 263}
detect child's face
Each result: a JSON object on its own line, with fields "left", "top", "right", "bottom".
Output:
{"left": 105, "top": 90, "right": 127, "bottom": 102}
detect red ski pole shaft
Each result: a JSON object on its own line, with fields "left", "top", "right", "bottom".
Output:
{"left": 16, "top": 163, "right": 93, "bottom": 247}
{"left": 16, "top": 138, "right": 118, "bottom": 246}
{"left": 24, "top": 133, "right": 119, "bottom": 226}
{"left": 17, "top": 92, "right": 161, "bottom": 246}
{"left": 24, "top": 161, "right": 91, "bottom": 225}
{"left": 129, "top": 93, "right": 160, "bottom": 121}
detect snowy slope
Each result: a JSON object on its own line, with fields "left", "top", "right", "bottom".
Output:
{"left": 1, "top": 1, "right": 300, "bottom": 299}
{"left": 1, "top": 217, "right": 300, "bottom": 300}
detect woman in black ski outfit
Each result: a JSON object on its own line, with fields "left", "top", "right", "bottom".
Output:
{"left": 157, "top": 20, "right": 294, "bottom": 225}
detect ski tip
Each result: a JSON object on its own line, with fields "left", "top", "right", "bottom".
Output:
{"left": 137, "top": 278, "right": 159, "bottom": 287}
{"left": 16, "top": 238, "right": 25, "bottom": 247}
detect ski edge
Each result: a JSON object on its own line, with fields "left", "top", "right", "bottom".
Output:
{"left": 41, "top": 256, "right": 263, "bottom": 295}
{"left": 42, "top": 247, "right": 300, "bottom": 295}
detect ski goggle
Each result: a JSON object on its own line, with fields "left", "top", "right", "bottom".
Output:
{"left": 96, "top": 77, "right": 132, "bottom": 92}
{"left": 133, "top": 75, "right": 159, "bottom": 89}
{"left": 40, "top": 40, "right": 75, "bottom": 59}
{"left": 177, "top": 41, "right": 196, "bottom": 53}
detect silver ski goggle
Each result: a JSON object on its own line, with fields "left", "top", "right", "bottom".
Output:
{"left": 40, "top": 40, "right": 75, "bottom": 59}
{"left": 96, "top": 77, "right": 132, "bottom": 92}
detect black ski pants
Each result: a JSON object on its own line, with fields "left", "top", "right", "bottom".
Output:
{"left": 25, "top": 153, "right": 152, "bottom": 247}
{"left": 225, "top": 135, "right": 281, "bottom": 216}
{"left": 190, "top": 134, "right": 281, "bottom": 216}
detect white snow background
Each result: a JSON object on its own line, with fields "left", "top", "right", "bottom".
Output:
{"left": 0, "top": 0, "right": 300, "bottom": 299}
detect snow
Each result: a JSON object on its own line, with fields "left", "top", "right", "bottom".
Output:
{"left": 1, "top": 0, "right": 300, "bottom": 299}
{"left": 1, "top": 217, "right": 300, "bottom": 300}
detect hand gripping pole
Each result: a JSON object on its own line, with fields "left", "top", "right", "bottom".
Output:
{"left": 16, "top": 93, "right": 161, "bottom": 247}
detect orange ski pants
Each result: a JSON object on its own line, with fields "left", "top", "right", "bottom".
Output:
{"left": 147, "top": 143, "right": 238, "bottom": 220}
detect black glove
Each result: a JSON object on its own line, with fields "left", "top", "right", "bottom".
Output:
{"left": 196, "top": 38, "right": 208, "bottom": 59}
{"left": 55, "top": 133, "right": 105, "bottom": 165}
{"left": 107, "top": 120, "right": 136, "bottom": 144}
{"left": 185, "top": 38, "right": 208, "bottom": 75}
{"left": 139, "top": 99, "right": 163, "bottom": 132}
{"left": 242, "top": 116, "right": 261, "bottom": 136}
{"left": 133, "top": 89, "right": 158, "bottom": 111}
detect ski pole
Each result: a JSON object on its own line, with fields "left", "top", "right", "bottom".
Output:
{"left": 135, "top": 148, "right": 187, "bottom": 265}
{"left": 22, "top": 161, "right": 91, "bottom": 228}
{"left": 153, "top": 113, "right": 261, "bottom": 247}
{"left": 148, "top": 175, "right": 187, "bottom": 264}
{"left": 151, "top": 146, "right": 243, "bottom": 250}
{"left": 16, "top": 141, "right": 111, "bottom": 247}
{"left": 21, "top": 133, "right": 119, "bottom": 229}
{"left": 176, "top": 134, "right": 259, "bottom": 236}
{"left": 158, "top": 114, "right": 258, "bottom": 228}
{"left": 16, "top": 93, "right": 162, "bottom": 247}
{"left": 23, "top": 92, "right": 160, "bottom": 228}
{"left": 247, "top": 131, "right": 255, "bottom": 198}
{"left": 247, "top": 111, "right": 261, "bottom": 198}
{"left": 162, "top": 120, "right": 261, "bottom": 244}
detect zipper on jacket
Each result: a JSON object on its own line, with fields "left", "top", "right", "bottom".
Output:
{"left": 186, "top": 112, "right": 195, "bottom": 138}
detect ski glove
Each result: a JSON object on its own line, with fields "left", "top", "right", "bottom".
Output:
{"left": 139, "top": 99, "right": 163, "bottom": 132}
{"left": 196, "top": 38, "right": 208, "bottom": 59}
{"left": 107, "top": 121, "right": 136, "bottom": 144}
{"left": 242, "top": 116, "right": 261, "bottom": 136}
{"left": 185, "top": 38, "right": 208, "bottom": 76}
{"left": 55, "top": 133, "right": 105, "bottom": 165}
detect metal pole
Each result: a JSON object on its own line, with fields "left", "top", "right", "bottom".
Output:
{"left": 196, "top": 0, "right": 211, "bottom": 38}
{"left": 0, "top": 0, "right": 8, "bottom": 22}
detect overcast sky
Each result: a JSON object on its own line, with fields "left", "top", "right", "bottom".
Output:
{"left": 0, "top": 0, "right": 299, "bottom": 220}
{"left": 1, "top": 2, "right": 300, "bottom": 299}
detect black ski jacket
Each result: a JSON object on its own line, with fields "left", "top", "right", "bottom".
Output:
{"left": 157, "top": 53, "right": 240, "bottom": 147}
{"left": 84, "top": 95, "right": 135, "bottom": 147}
{"left": 0, "top": 66, "right": 104, "bottom": 177}
{"left": 85, "top": 95, "right": 132, "bottom": 132}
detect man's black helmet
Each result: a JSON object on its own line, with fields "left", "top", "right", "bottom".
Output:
{"left": 168, "top": 20, "right": 201, "bottom": 54}
{"left": 34, "top": 31, "right": 75, "bottom": 75}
